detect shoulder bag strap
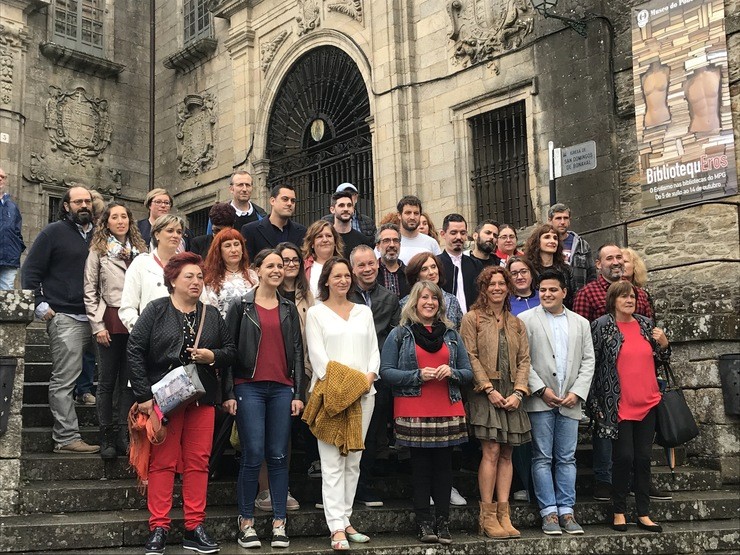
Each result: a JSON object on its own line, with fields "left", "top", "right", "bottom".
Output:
{"left": 192, "top": 304, "right": 208, "bottom": 350}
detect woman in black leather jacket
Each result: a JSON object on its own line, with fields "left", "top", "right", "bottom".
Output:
{"left": 224, "top": 248, "right": 305, "bottom": 549}
{"left": 127, "top": 252, "right": 236, "bottom": 555}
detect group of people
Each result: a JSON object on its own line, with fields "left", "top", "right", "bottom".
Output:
{"left": 14, "top": 167, "right": 672, "bottom": 555}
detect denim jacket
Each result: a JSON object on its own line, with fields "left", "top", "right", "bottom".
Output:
{"left": 380, "top": 324, "right": 474, "bottom": 403}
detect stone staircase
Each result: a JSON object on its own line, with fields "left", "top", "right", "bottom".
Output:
{"left": 1, "top": 326, "right": 738, "bottom": 554}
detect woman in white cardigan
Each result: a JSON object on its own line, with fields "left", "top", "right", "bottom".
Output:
{"left": 119, "top": 215, "right": 185, "bottom": 332}
{"left": 305, "top": 256, "right": 379, "bottom": 551}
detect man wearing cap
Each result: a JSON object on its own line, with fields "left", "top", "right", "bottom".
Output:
{"left": 322, "top": 182, "right": 376, "bottom": 240}
{"left": 329, "top": 190, "right": 374, "bottom": 258}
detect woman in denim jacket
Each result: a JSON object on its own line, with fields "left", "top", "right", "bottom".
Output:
{"left": 380, "top": 280, "right": 473, "bottom": 545}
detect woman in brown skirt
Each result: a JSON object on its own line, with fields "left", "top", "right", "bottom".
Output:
{"left": 460, "top": 265, "right": 531, "bottom": 539}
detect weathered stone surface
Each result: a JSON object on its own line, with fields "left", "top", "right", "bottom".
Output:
{"left": 0, "top": 459, "right": 20, "bottom": 490}
{"left": 0, "top": 489, "right": 18, "bottom": 518}
{"left": 719, "top": 455, "right": 740, "bottom": 484}
{"left": 685, "top": 388, "right": 740, "bottom": 426}
{"left": 0, "top": 291, "right": 34, "bottom": 324}
{"left": 0, "top": 415, "right": 21, "bottom": 458}
{"left": 687, "top": 424, "right": 740, "bottom": 458}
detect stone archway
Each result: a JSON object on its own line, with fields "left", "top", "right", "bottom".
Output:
{"left": 266, "top": 45, "right": 373, "bottom": 225}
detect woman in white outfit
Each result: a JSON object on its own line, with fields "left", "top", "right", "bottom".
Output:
{"left": 119, "top": 214, "right": 185, "bottom": 332}
{"left": 305, "top": 256, "right": 379, "bottom": 551}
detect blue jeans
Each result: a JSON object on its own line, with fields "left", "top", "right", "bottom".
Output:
{"left": 75, "top": 350, "right": 96, "bottom": 397}
{"left": 529, "top": 409, "right": 579, "bottom": 517}
{"left": 0, "top": 266, "right": 17, "bottom": 290}
{"left": 234, "top": 381, "right": 293, "bottom": 520}
{"left": 593, "top": 433, "right": 613, "bottom": 484}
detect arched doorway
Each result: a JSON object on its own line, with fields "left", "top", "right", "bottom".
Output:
{"left": 266, "top": 46, "right": 373, "bottom": 225}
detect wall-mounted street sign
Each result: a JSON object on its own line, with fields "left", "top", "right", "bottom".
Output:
{"left": 552, "top": 140, "right": 597, "bottom": 178}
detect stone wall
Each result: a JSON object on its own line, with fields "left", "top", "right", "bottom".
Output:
{"left": 0, "top": 291, "right": 34, "bottom": 516}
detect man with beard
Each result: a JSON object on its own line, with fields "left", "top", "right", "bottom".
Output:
{"left": 572, "top": 243, "right": 657, "bottom": 502}
{"left": 322, "top": 182, "right": 376, "bottom": 240}
{"left": 548, "top": 204, "right": 596, "bottom": 295}
{"left": 241, "top": 183, "right": 307, "bottom": 261}
{"left": 469, "top": 219, "right": 501, "bottom": 268}
{"left": 438, "top": 213, "right": 481, "bottom": 313}
{"left": 376, "top": 223, "right": 410, "bottom": 298}
{"left": 396, "top": 195, "right": 441, "bottom": 264}
{"left": 22, "top": 186, "right": 100, "bottom": 453}
{"left": 330, "top": 190, "right": 373, "bottom": 258}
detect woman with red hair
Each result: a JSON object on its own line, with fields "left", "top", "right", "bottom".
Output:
{"left": 203, "top": 228, "right": 258, "bottom": 318}
{"left": 128, "top": 252, "right": 236, "bottom": 555}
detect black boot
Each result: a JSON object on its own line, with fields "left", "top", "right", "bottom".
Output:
{"left": 100, "top": 427, "right": 117, "bottom": 460}
{"left": 436, "top": 516, "right": 452, "bottom": 545}
{"left": 417, "top": 520, "right": 438, "bottom": 543}
{"left": 115, "top": 426, "right": 129, "bottom": 456}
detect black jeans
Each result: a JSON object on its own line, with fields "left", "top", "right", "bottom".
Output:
{"left": 410, "top": 446, "right": 453, "bottom": 521}
{"left": 96, "top": 334, "right": 132, "bottom": 430}
{"left": 359, "top": 382, "right": 391, "bottom": 487}
{"left": 611, "top": 407, "right": 657, "bottom": 516}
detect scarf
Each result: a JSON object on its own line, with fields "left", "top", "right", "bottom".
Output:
{"left": 106, "top": 235, "right": 140, "bottom": 261}
{"left": 127, "top": 403, "right": 166, "bottom": 493}
{"left": 410, "top": 321, "right": 447, "bottom": 353}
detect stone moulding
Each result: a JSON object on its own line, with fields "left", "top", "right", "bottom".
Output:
{"left": 447, "top": 0, "right": 533, "bottom": 74}
{"left": 260, "top": 30, "right": 290, "bottom": 73}
{"left": 163, "top": 37, "right": 218, "bottom": 74}
{"left": 297, "top": 0, "right": 321, "bottom": 36}
{"left": 327, "top": 0, "right": 363, "bottom": 24}
{"left": 207, "top": 0, "right": 248, "bottom": 19}
{"left": 44, "top": 85, "right": 112, "bottom": 165}
{"left": 176, "top": 93, "right": 217, "bottom": 176}
{"left": 39, "top": 42, "right": 125, "bottom": 79}
{"left": 27, "top": 152, "right": 123, "bottom": 195}
{"left": 0, "top": 23, "right": 31, "bottom": 105}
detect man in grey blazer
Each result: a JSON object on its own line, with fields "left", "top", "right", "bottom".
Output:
{"left": 519, "top": 269, "right": 594, "bottom": 536}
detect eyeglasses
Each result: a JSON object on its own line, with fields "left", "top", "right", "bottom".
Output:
{"left": 379, "top": 238, "right": 400, "bottom": 244}
{"left": 69, "top": 199, "right": 92, "bottom": 206}
{"left": 282, "top": 257, "right": 300, "bottom": 266}
{"left": 510, "top": 269, "right": 530, "bottom": 277}
{"left": 151, "top": 200, "right": 172, "bottom": 206}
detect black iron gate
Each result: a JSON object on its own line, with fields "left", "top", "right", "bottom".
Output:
{"left": 266, "top": 46, "right": 374, "bottom": 226}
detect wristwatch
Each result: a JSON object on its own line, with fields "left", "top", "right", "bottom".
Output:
{"left": 534, "top": 387, "right": 546, "bottom": 398}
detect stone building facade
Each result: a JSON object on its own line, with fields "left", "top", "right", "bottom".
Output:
{"left": 1, "top": 1, "right": 738, "bottom": 479}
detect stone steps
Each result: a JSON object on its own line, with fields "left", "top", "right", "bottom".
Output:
{"left": 1, "top": 505, "right": 737, "bottom": 553}
{"left": 23, "top": 403, "right": 99, "bottom": 427}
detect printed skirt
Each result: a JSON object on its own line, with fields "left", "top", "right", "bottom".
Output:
{"left": 394, "top": 416, "right": 468, "bottom": 448}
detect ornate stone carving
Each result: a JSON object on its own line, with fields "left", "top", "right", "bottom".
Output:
{"left": 163, "top": 38, "right": 217, "bottom": 74}
{"left": 260, "top": 30, "right": 290, "bottom": 73}
{"left": 176, "top": 93, "right": 217, "bottom": 176}
{"left": 296, "top": 0, "right": 321, "bottom": 36}
{"left": 0, "top": 24, "right": 30, "bottom": 105}
{"left": 44, "top": 86, "right": 112, "bottom": 165}
{"left": 447, "top": 0, "right": 533, "bottom": 73}
{"left": 39, "top": 42, "right": 126, "bottom": 79}
{"left": 327, "top": 0, "right": 363, "bottom": 24}
{"left": 27, "top": 152, "right": 123, "bottom": 195}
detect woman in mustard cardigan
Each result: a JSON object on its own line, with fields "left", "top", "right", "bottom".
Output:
{"left": 460, "top": 265, "right": 531, "bottom": 540}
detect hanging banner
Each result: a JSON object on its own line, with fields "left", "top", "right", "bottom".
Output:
{"left": 631, "top": 0, "right": 737, "bottom": 212}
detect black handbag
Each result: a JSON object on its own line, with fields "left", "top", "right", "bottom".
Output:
{"left": 655, "top": 361, "right": 699, "bottom": 448}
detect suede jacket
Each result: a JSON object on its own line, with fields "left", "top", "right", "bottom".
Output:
{"left": 224, "top": 288, "right": 305, "bottom": 402}
{"left": 127, "top": 297, "right": 236, "bottom": 406}
{"left": 380, "top": 324, "right": 473, "bottom": 403}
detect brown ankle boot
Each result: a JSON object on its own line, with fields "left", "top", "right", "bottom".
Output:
{"left": 478, "top": 501, "right": 508, "bottom": 539}
{"left": 497, "top": 501, "right": 521, "bottom": 538}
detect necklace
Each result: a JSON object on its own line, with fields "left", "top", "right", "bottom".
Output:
{"left": 492, "top": 310, "right": 504, "bottom": 322}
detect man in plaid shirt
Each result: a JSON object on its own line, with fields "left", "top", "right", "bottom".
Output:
{"left": 573, "top": 243, "right": 667, "bottom": 503}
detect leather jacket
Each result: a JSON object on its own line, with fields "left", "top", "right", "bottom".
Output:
{"left": 224, "top": 288, "right": 305, "bottom": 402}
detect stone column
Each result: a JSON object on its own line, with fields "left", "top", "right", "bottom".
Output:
{"left": 0, "top": 290, "right": 34, "bottom": 516}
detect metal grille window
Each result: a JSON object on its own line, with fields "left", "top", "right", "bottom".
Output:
{"left": 187, "top": 207, "right": 210, "bottom": 238}
{"left": 469, "top": 101, "right": 533, "bottom": 228}
{"left": 184, "top": 0, "right": 212, "bottom": 46}
{"left": 49, "top": 197, "right": 61, "bottom": 223}
{"left": 53, "top": 0, "right": 104, "bottom": 55}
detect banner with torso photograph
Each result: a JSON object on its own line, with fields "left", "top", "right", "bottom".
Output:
{"left": 632, "top": 0, "right": 737, "bottom": 211}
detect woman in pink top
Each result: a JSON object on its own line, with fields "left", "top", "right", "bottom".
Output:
{"left": 588, "top": 281, "right": 670, "bottom": 533}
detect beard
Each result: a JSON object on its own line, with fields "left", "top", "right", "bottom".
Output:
{"left": 477, "top": 239, "right": 495, "bottom": 254}
{"left": 71, "top": 209, "right": 93, "bottom": 226}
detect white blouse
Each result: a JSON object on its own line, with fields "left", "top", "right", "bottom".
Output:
{"left": 202, "top": 270, "right": 258, "bottom": 319}
{"left": 119, "top": 251, "right": 169, "bottom": 332}
{"left": 305, "top": 302, "right": 380, "bottom": 394}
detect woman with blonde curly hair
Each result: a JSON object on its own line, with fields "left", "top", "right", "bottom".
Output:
{"left": 302, "top": 220, "right": 344, "bottom": 299}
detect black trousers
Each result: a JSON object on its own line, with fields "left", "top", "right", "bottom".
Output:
{"left": 96, "top": 334, "right": 132, "bottom": 430}
{"left": 611, "top": 407, "right": 657, "bottom": 516}
{"left": 410, "top": 446, "right": 453, "bottom": 521}
{"left": 359, "top": 383, "right": 391, "bottom": 487}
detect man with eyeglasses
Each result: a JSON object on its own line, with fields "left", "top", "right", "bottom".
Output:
{"left": 22, "top": 185, "right": 100, "bottom": 454}
{"left": 136, "top": 188, "right": 191, "bottom": 251}
{"left": 241, "top": 184, "right": 306, "bottom": 262}
{"left": 375, "top": 223, "right": 410, "bottom": 298}
{"left": 0, "top": 166, "right": 26, "bottom": 289}
{"left": 468, "top": 219, "right": 501, "bottom": 268}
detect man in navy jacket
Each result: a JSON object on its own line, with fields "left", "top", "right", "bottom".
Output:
{"left": 0, "top": 167, "right": 25, "bottom": 289}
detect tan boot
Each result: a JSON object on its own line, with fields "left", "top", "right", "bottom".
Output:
{"left": 497, "top": 500, "right": 521, "bottom": 538}
{"left": 478, "top": 501, "right": 509, "bottom": 539}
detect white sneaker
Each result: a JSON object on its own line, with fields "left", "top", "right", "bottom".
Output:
{"left": 513, "top": 489, "right": 529, "bottom": 502}
{"left": 255, "top": 489, "right": 272, "bottom": 512}
{"left": 307, "top": 460, "right": 321, "bottom": 478}
{"left": 286, "top": 491, "right": 300, "bottom": 511}
{"left": 430, "top": 496, "right": 434, "bottom": 506}
{"left": 450, "top": 486, "right": 467, "bottom": 506}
